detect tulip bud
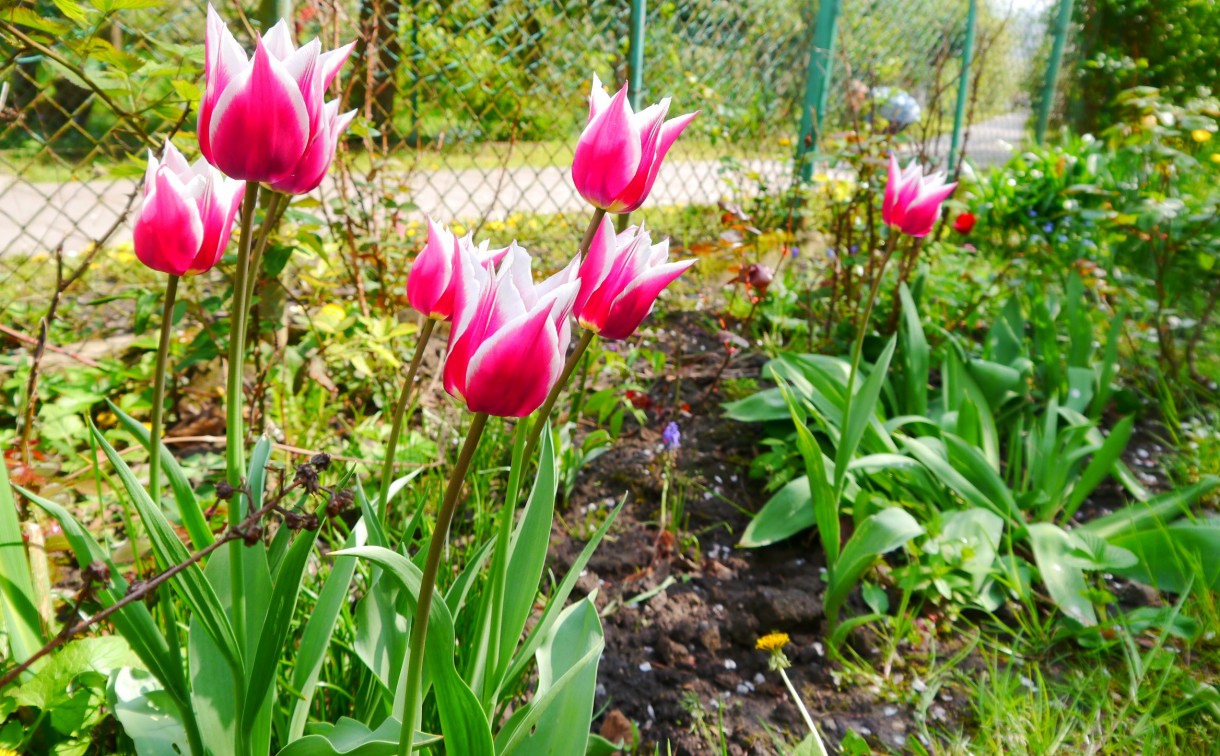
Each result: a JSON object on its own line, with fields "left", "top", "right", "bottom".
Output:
{"left": 133, "top": 140, "right": 245, "bottom": 277}
{"left": 406, "top": 217, "right": 513, "bottom": 321}
{"left": 881, "top": 154, "right": 957, "bottom": 238}
{"left": 443, "top": 245, "right": 580, "bottom": 417}
{"left": 200, "top": 5, "right": 354, "bottom": 186}
{"left": 571, "top": 74, "right": 699, "bottom": 214}
{"left": 574, "top": 215, "right": 695, "bottom": 341}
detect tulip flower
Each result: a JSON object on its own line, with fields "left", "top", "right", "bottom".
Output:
{"left": 443, "top": 246, "right": 580, "bottom": 417}
{"left": 952, "top": 211, "right": 976, "bottom": 235}
{"left": 200, "top": 5, "right": 354, "bottom": 185}
{"left": 882, "top": 154, "right": 957, "bottom": 238}
{"left": 406, "top": 217, "right": 513, "bottom": 320}
{"left": 571, "top": 74, "right": 699, "bottom": 213}
{"left": 573, "top": 215, "right": 695, "bottom": 340}
{"left": 133, "top": 140, "right": 245, "bottom": 276}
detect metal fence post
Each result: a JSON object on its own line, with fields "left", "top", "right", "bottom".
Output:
{"left": 618, "top": 0, "right": 647, "bottom": 231}
{"left": 947, "top": 0, "right": 978, "bottom": 171}
{"left": 1036, "top": 0, "right": 1075, "bottom": 144}
{"left": 796, "top": 0, "right": 842, "bottom": 181}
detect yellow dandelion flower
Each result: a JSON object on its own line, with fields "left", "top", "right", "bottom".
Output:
{"left": 1192, "top": 129, "right": 1213, "bottom": 143}
{"left": 778, "top": 136, "right": 793, "bottom": 147}
{"left": 756, "top": 632, "right": 790, "bottom": 652}
{"left": 1211, "top": 153, "right": 1220, "bottom": 164}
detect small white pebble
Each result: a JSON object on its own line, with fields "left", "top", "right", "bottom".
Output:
{"left": 639, "top": 662, "right": 652, "bottom": 672}
{"left": 736, "top": 683, "right": 752, "bottom": 694}
{"left": 647, "top": 704, "right": 655, "bottom": 720}
{"left": 883, "top": 705, "right": 898, "bottom": 717}
{"left": 813, "top": 642, "right": 824, "bottom": 657}
{"left": 724, "top": 659, "right": 737, "bottom": 670}
{"left": 754, "top": 672, "right": 766, "bottom": 685}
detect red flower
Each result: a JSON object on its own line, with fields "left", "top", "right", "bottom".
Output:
{"left": 952, "top": 212, "right": 976, "bottom": 235}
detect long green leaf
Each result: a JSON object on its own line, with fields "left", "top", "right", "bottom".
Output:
{"left": 1110, "top": 518, "right": 1220, "bottom": 593}
{"left": 0, "top": 463, "right": 44, "bottom": 675}
{"left": 288, "top": 519, "right": 368, "bottom": 740}
{"left": 834, "top": 337, "right": 897, "bottom": 499}
{"left": 1079, "top": 476, "right": 1220, "bottom": 540}
{"left": 1064, "top": 414, "right": 1134, "bottom": 519}
{"left": 494, "top": 599, "right": 604, "bottom": 756}
{"left": 824, "top": 507, "right": 922, "bottom": 624}
{"left": 897, "top": 283, "right": 929, "bottom": 417}
{"left": 331, "top": 546, "right": 494, "bottom": 756}
{"left": 277, "top": 716, "right": 440, "bottom": 755}
{"left": 107, "top": 399, "right": 213, "bottom": 550}
{"left": 90, "top": 421, "right": 243, "bottom": 672}
{"left": 776, "top": 376, "right": 838, "bottom": 567}
{"left": 243, "top": 527, "right": 320, "bottom": 733}
{"left": 1028, "top": 523, "right": 1097, "bottom": 626}
{"left": 502, "top": 501, "right": 623, "bottom": 688}
{"left": 19, "top": 487, "right": 201, "bottom": 753}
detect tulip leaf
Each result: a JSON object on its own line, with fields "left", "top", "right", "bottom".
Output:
{"left": 824, "top": 507, "right": 923, "bottom": 624}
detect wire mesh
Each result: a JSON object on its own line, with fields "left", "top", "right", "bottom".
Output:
{"left": 0, "top": 0, "right": 1053, "bottom": 268}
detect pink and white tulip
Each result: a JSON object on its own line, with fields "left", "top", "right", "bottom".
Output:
{"left": 571, "top": 74, "right": 699, "bottom": 214}
{"left": 574, "top": 215, "right": 695, "bottom": 340}
{"left": 443, "top": 246, "right": 580, "bottom": 417}
{"left": 882, "top": 154, "right": 957, "bottom": 238}
{"left": 133, "top": 140, "right": 245, "bottom": 277}
{"left": 200, "top": 5, "right": 354, "bottom": 186}
{"left": 406, "top": 217, "right": 513, "bottom": 320}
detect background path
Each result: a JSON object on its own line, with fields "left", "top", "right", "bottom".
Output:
{"left": 0, "top": 112, "right": 1026, "bottom": 257}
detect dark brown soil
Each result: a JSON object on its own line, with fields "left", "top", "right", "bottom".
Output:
{"left": 552, "top": 311, "right": 945, "bottom": 754}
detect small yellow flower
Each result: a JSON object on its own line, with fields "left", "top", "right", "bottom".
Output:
{"left": 451, "top": 223, "right": 465, "bottom": 235}
{"left": 1192, "top": 129, "right": 1213, "bottom": 143}
{"left": 756, "top": 632, "right": 790, "bottom": 652}
{"left": 1211, "top": 153, "right": 1220, "bottom": 164}
{"left": 319, "top": 303, "right": 346, "bottom": 321}
{"left": 778, "top": 136, "right": 793, "bottom": 147}
{"left": 97, "top": 410, "right": 117, "bottom": 428}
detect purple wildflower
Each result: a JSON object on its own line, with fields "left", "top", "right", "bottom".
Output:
{"left": 662, "top": 421, "right": 681, "bottom": 452}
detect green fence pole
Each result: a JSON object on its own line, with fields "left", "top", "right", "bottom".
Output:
{"left": 259, "top": 0, "right": 292, "bottom": 30}
{"left": 628, "top": 0, "right": 647, "bottom": 111}
{"left": 618, "top": 0, "right": 647, "bottom": 231}
{"left": 796, "top": 0, "right": 842, "bottom": 181}
{"left": 947, "top": 0, "right": 978, "bottom": 171}
{"left": 1036, "top": 0, "right": 1074, "bottom": 144}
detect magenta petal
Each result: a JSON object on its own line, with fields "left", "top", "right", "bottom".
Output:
{"left": 189, "top": 175, "right": 243, "bottom": 274}
{"left": 463, "top": 305, "right": 562, "bottom": 417}
{"left": 208, "top": 37, "right": 309, "bottom": 182}
{"left": 134, "top": 168, "right": 206, "bottom": 277}
{"left": 270, "top": 104, "right": 354, "bottom": 194}
{"left": 319, "top": 42, "right": 356, "bottom": 90}
{"left": 882, "top": 153, "right": 902, "bottom": 226}
{"left": 571, "top": 83, "right": 642, "bottom": 210}
{"left": 587, "top": 73, "right": 612, "bottom": 123}
{"left": 575, "top": 213, "right": 616, "bottom": 316}
{"left": 407, "top": 216, "right": 457, "bottom": 318}
{"left": 598, "top": 258, "right": 695, "bottom": 340}
{"left": 610, "top": 109, "right": 698, "bottom": 213}
{"left": 200, "top": 5, "right": 248, "bottom": 163}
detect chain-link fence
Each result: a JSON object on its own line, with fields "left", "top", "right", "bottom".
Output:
{"left": 0, "top": 0, "right": 1056, "bottom": 263}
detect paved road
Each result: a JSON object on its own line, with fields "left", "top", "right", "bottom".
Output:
{"left": 0, "top": 111, "right": 1026, "bottom": 257}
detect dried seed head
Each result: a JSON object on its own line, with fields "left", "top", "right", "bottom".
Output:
{"left": 216, "top": 481, "right": 236, "bottom": 500}
{"left": 84, "top": 560, "right": 111, "bottom": 585}
{"left": 294, "top": 463, "right": 320, "bottom": 495}
{"left": 327, "top": 488, "right": 354, "bottom": 517}
{"left": 309, "top": 452, "right": 332, "bottom": 471}
{"left": 242, "top": 524, "right": 263, "bottom": 547}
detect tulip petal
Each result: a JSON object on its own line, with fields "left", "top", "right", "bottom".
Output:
{"left": 882, "top": 153, "right": 902, "bottom": 226}
{"left": 610, "top": 109, "right": 698, "bottom": 213}
{"left": 319, "top": 42, "right": 356, "bottom": 89}
{"left": 270, "top": 102, "right": 354, "bottom": 194}
{"left": 134, "top": 167, "right": 206, "bottom": 277}
{"left": 208, "top": 36, "right": 310, "bottom": 182}
{"left": 596, "top": 258, "right": 695, "bottom": 340}
{"left": 190, "top": 175, "right": 245, "bottom": 274}
{"left": 200, "top": 5, "right": 248, "bottom": 162}
{"left": 407, "top": 216, "right": 458, "bottom": 319}
{"left": 261, "top": 19, "right": 296, "bottom": 61}
{"left": 571, "top": 83, "right": 642, "bottom": 210}
{"left": 575, "top": 213, "right": 616, "bottom": 315}
{"left": 588, "top": 73, "right": 611, "bottom": 123}
{"left": 462, "top": 299, "right": 564, "bottom": 417}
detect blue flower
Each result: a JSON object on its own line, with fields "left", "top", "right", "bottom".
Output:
{"left": 787, "top": 246, "right": 800, "bottom": 258}
{"left": 1042, "top": 222, "right": 1054, "bottom": 233}
{"left": 1027, "top": 209, "right": 1038, "bottom": 218}
{"left": 1057, "top": 235, "right": 1068, "bottom": 243}
{"left": 662, "top": 421, "right": 681, "bottom": 452}
{"left": 850, "top": 244, "right": 859, "bottom": 254}
{"left": 826, "top": 247, "right": 837, "bottom": 261}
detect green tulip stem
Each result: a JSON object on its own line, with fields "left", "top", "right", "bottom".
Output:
{"left": 378, "top": 316, "right": 437, "bottom": 521}
{"left": 779, "top": 666, "right": 827, "bottom": 755}
{"left": 226, "top": 183, "right": 260, "bottom": 492}
{"left": 399, "top": 411, "right": 491, "bottom": 756}
{"left": 148, "top": 274, "right": 179, "bottom": 508}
